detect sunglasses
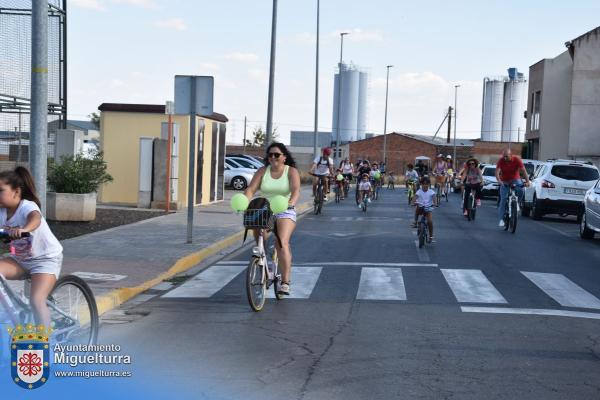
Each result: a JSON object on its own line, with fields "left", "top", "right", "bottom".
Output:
{"left": 268, "top": 152, "right": 283, "bottom": 159}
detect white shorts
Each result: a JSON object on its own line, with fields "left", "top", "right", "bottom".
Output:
{"left": 6, "top": 254, "right": 63, "bottom": 280}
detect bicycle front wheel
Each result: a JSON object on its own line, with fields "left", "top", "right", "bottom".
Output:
{"left": 418, "top": 223, "right": 425, "bottom": 248}
{"left": 510, "top": 200, "right": 518, "bottom": 233}
{"left": 48, "top": 275, "right": 99, "bottom": 346}
{"left": 246, "top": 258, "right": 266, "bottom": 312}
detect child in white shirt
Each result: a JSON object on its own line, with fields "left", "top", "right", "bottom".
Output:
{"left": 0, "top": 167, "right": 63, "bottom": 328}
{"left": 411, "top": 177, "right": 437, "bottom": 242}
{"left": 357, "top": 173, "right": 372, "bottom": 208}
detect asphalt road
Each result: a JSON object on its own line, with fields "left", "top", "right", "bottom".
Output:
{"left": 100, "top": 187, "right": 600, "bottom": 400}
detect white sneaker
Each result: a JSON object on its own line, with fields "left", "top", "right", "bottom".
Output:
{"left": 278, "top": 282, "right": 290, "bottom": 296}
{"left": 358, "top": 204, "right": 362, "bottom": 209}
{"left": 368, "top": 198, "right": 372, "bottom": 203}
{"left": 323, "top": 197, "right": 328, "bottom": 202}
{"left": 498, "top": 220, "right": 505, "bottom": 227}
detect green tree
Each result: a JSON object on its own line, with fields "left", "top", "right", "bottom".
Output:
{"left": 88, "top": 112, "right": 100, "bottom": 129}
{"left": 244, "top": 126, "right": 279, "bottom": 147}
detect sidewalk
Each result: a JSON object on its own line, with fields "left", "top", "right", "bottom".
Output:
{"left": 59, "top": 186, "right": 317, "bottom": 315}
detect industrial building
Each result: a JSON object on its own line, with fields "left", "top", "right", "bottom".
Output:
{"left": 332, "top": 63, "right": 368, "bottom": 143}
{"left": 481, "top": 68, "right": 527, "bottom": 142}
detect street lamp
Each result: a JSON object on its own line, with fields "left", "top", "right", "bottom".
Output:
{"left": 312, "top": 0, "right": 320, "bottom": 158}
{"left": 452, "top": 84, "right": 460, "bottom": 170}
{"left": 265, "top": 0, "right": 278, "bottom": 148}
{"left": 383, "top": 65, "right": 393, "bottom": 168}
{"left": 334, "top": 32, "right": 349, "bottom": 167}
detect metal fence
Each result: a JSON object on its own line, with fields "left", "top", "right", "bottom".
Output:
{"left": 0, "top": 0, "right": 66, "bottom": 171}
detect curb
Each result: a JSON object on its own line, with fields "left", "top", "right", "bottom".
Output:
{"left": 94, "top": 197, "right": 318, "bottom": 317}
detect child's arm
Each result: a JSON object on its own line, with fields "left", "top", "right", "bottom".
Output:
{"left": 7, "top": 210, "right": 41, "bottom": 239}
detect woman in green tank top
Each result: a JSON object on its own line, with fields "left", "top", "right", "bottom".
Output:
{"left": 244, "top": 143, "right": 301, "bottom": 296}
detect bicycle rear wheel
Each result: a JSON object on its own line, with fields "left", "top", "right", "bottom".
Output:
{"left": 246, "top": 258, "right": 266, "bottom": 312}
{"left": 510, "top": 200, "right": 518, "bottom": 233}
{"left": 314, "top": 186, "right": 323, "bottom": 215}
{"left": 48, "top": 275, "right": 99, "bottom": 346}
{"left": 418, "top": 222, "right": 425, "bottom": 248}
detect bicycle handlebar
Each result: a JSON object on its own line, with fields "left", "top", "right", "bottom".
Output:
{"left": 0, "top": 229, "right": 31, "bottom": 239}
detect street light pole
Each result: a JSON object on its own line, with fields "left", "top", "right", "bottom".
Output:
{"left": 312, "top": 0, "right": 320, "bottom": 158}
{"left": 265, "top": 0, "right": 278, "bottom": 148}
{"left": 334, "top": 32, "right": 349, "bottom": 167}
{"left": 383, "top": 65, "right": 393, "bottom": 168}
{"left": 452, "top": 84, "right": 460, "bottom": 170}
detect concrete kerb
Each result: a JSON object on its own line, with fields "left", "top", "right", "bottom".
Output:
{"left": 94, "top": 196, "right": 323, "bottom": 317}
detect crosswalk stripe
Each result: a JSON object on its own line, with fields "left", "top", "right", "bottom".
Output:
{"left": 356, "top": 267, "right": 406, "bottom": 301}
{"left": 461, "top": 307, "right": 600, "bottom": 320}
{"left": 441, "top": 269, "right": 507, "bottom": 304}
{"left": 522, "top": 272, "right": 600, "bottom": 310}
{"left": 162, "top": 264, "right": 245, "bottom": 298}
{"left": 267, "top": 267, "right": 322, "bottom": 299}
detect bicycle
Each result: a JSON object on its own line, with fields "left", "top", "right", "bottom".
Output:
{"left": 444, "top": 175, "right": 451, "bottom": 202}
{"left": 334, "top": 183, "right": 341, "bottom": 203}
{"left": 343, "top": 177, "right": 350, "bottom": 199}
{"left": 360, "top": 191, "right": 369, "bottom": 213}
{"left": 406, "top": 180, "right": 417, "bottom": 205}
{"left": 242, "top": 200, "right": 283, "bottom": 312}
{"left": 416, "top": 206, "right": 431, "bottom": 248}
{"left": 0, "top": 231, "right": 99, "bottom": 351}
{"left": 502, "top": 183, "right": 522, "bottom": 234}
{"left": 463, "top": 184, "right": 478, "bottom": 221}
{"left": 372, "top": 179, "right": 381, "bottom": 201}
{"left": 310, "top": 173, "right": 327, "bottom": 215}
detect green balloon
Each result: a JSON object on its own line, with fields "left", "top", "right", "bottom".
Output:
{"left": 230, "top": 193, "right": 249, "bottom": 211}
{"left": 374, "top": 172, "right": 381, "bottom": 179}
{"left": 270, "top": 195, "right": 288, "bottom": 214}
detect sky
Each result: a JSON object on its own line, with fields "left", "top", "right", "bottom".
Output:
{"left": 67, "top": 0, "right": 600, "bottom": 144}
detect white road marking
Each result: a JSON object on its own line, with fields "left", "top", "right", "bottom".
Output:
{"left": 162, "top": 264, "right": 245, "bottom": 298}
{"left": 522, "top": 272, "right": 600, "bottom": 310}
{"left": 72, "top": 272, "right": 127, "bottom": 281}
{"left": 441, "top": 269, "right": 507, "bottom": 304}
{"left": 267, "top": 267, "right": 322, "bottom": 299}
{"left": 461, "top": 306, "right": 600, "bottom": 320}
{"left": 293, "top": 262, "right": 438, "bottom": 267}
{"left": 356, "top": 267, "right": 406, "bottom": 300}
{"left": 414, "top": 240, "right": 431, "bottom": 262}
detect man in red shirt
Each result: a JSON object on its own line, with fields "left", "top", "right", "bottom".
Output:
{"left": 495, "top": 149, "right": 531, "bottom": 227}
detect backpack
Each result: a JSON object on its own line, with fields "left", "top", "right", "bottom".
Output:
{"left": 318, "top": 156, "right": 331, "bottom": 168}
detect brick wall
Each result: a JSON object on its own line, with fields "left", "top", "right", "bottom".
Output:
{"left": 472, "top": 141, "right": 523, "bottom": 164}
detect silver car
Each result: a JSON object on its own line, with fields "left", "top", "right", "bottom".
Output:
{"left": 580, "top": 178, "right": 600, "bottom": 239}
{"left": 224, "top": 159, "right": 256, "bottom": 190}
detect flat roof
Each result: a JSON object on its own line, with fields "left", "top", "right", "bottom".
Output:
{"left": 98, "top": 103, "right": 228, "bottom": 123}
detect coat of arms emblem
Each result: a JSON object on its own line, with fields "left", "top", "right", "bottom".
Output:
{"left": 8, "top": 324, "right": 51, "bottom": 390}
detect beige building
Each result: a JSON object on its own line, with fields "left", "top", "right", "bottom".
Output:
{"left": 98, "top": 103, "right": 228, "bottom": 207}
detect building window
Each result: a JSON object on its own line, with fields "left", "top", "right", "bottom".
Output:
{"left": 531, "top": 91, "right": 541, "bottom": 131}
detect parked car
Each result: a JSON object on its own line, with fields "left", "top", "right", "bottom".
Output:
{"left": 580, "top": 178, "right": 600, "bottom": 239}
{"left": 481, "top": 165, "right": 499, "bottom": 198}
{"left": 226, "top": 156, "right": 263, "bottom": 170}
{"left": 522, "top": 159, "right": 600, "bottom": 220}
{"left": 224, "top": 159, "right": 256, "bottom": 190}
{"left": 227, "top": 154, "right": 265, "bottom": 165}
{"left": 521, "top": 159, "right": 544, "bottom": 179}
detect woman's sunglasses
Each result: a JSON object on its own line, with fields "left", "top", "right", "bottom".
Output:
{"left": 268, "top": 152, "right": 283, "bottom": 159}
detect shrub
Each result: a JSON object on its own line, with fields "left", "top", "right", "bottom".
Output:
{"left": 48, "top": 151, "right": 113, "bottom": 194}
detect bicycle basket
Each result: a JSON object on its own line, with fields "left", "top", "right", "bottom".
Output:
{"left": 243, "top": 198, "right": 275, "bottom": 230}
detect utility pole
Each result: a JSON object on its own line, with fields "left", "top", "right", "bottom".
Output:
{"left": 265, "top": 0, "right": 278, "bottom": 148}
{"left": 447, "top": 106, "right": 453, "bottom": 144}
{"left": 30, "top": 0, "right": 49, "bottom": 214}
{"left": 453, "top": 85, "right": 460, "bottom": 169}
{"left": 243, "top": 116, "right": 247, "bottom": 154}
{"left": 383, "top": 65, "right": 393, "bottom": 167}
{"left": 312, "top": 0, "right": 320, "bottom": 159}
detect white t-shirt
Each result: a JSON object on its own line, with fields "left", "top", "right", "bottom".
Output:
{"left": 358, "top": 181, "right": 372, "bottom": 191}
{"left": 341, "top": 162, "right": 353, "bottom": 174}
{"left": 0, "top": 199, "right": 63, "bottom": 260}
{"left": 415, "top": 189, "right": 436, "bottom": 208}
{"left": 405, "top": 170, "right": 419, "bottom": 181}
{"left": 313, "top": 156, "right": 333, "bottom": 176}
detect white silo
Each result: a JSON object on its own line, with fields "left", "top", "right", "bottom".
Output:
{"left": 332, "top": 64, "right": 367, "bottom": 143}
{"left": 481, "top": 77, "right": 505, "bottom": 141}
{"left": 356, "top": 72, "right": 368, "bottom": 140}
{"left": 501, "top": 69, "right": 527, "bottom": 142}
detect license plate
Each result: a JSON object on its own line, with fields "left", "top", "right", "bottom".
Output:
{"left": 564, "top": 188, "right": 585, "bottom": 195}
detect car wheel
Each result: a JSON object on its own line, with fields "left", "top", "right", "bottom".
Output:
{"left": 580, "top": 211, "right": 595, "bottom": 239}
{"left": 231, "top": 176, "right": 247, "bottom": 190}
{"left": 532, "top": 195, "right": 544, "bottom": 220}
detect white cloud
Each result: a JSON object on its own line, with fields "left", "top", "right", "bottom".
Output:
{"left": 248, "top": 68, "right": 268, "bottom": 85}
{"left": 293, "top": 32, "right": 316, "bottom": 45}
{"left": 331, "top": 28, "right": 384, "bottom": 43}
{"left": 199, "top": 63, "right": 220, "bottom": 72}
{"left": 155, "top": 18, "right": 187, "bottom": 31}
{"left": 71, "top": 0, "right": 105, "bottom": 10}
{"left": 110, "top": 79, "right": 125, "bottom": 89}
{"left": 224, "top": 52, "right": 259, "bottom": 63}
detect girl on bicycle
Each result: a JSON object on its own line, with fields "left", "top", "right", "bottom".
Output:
{"left": 358, "top": 173, "right": 372, "bottom": 208}
{"left": 0, "top": 167, "right": 63, "bottom": 327}
{"left": 411, "top": 177, "right": 436, "bottom": 243}
{"left": 334, "top": 168, "right": 345, "bottom": 199}
{"left": 459, "top": 158, "right": 484, "bottom": 216}
{"left": 244, "top": 143, "right": 300, "bottom": 296}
